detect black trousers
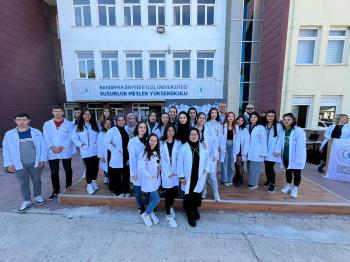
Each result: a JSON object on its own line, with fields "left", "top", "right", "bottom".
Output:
{"left": 283, "top": 159, "right": 301, "bottom": 186}
{"left": 109, "top": 165, "right": 130, "bottom": 194}
{"left": 48, "top": 158, "right": 73, "bottom": 193}
{"left": 165, "top": 186, "right": 178, "bottom": 215}
{"left": 183, "top": 192, "right": 202, "bottom": 219}
{"left": 83, "top": 156, "right": 99, "bottom": 184}
{"left": 264, "top": 161, "right": 276, "bottom": 184}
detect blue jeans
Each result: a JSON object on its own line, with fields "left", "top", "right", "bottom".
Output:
{"left": 134, "top": 186, "right": 150, "bottom": 210}
{"left": 220, "top": 140, "right": 234, "bottom": 183}
{"left": 145, "top": 191, "right": 160, "bottom": 215}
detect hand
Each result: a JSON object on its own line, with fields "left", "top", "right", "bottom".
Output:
{"left": 273, "top": 152, "right": 281, "bottom": 157}
{"left": 81, "top": 143, "right": 87, "bottom": 147}
{"left": 131, "top": 175, "right": 138, "bottom": 181}
{"left": 100, "top": 157, "right": 106, "bottom": 163}
{"left": 180, "top": 178, "right": 186, "bottom": 185}
{"left": 50, "top": 146, "right": 60, "bottom": 153}
{"left": 6, "top": 165, "right": 16, "bottom": 173}
{"left": 39, "top": 161, "right": 45, "bottom": 169}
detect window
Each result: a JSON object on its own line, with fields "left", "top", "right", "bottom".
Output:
{"left": 124, "top": 0, "right": 141, "bottom": 26}
{"left": 74, "top": 0, "right": 92, "bottom": 26}
{"left": 148, "top": 0, "right": 165, "bottom": 25}
{"left": 197, "top": 51, "right": 214, "bottom": 78}
{"left": 149, "top": 52, "right": 166, "bottom": 78}
{"left": 126, "top": 52, "right": 143, "bottom": 78}
{"left": 173, "top": 51, "right": 190, "bottom": 78}
{"left": 291, "top": 96, "right": 312, "bottom": 128}
{"left": 173, "top": 0, "right": 190, "bottom": 25}
{"left": 109, "top": 103, "right": 124, "bottom": 116}
{"left": 101, "top": 52, "right": 118, "bottom": 79}
{"left": 77, "top": 52, "right": 95, "bottom": 79}
{"left": 197, "top": 0, "right": 215, "bottom": 25}
{"left": 319, "top": 96, "right": 340, "bottom": 123}
{"left": 326, "top": 30, "right": 347, "bottom": 64}
{"left": 296, "top": 29, "right": 318, "bottom": 64}
{"left": 87, "top": 103, "right": 103, "bottom": 120}
{"left": 98, "top": 0, "right": 116, "bottom": 26}
{"left": 60, "top": 59, "right": 65, "bottom": 84}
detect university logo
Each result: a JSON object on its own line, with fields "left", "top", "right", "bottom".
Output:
{"left": 337, "top": 146, "right": 350, "bottom": 165}
{"left": 196, "top": 85, "right": 207, "bottom": 97}
{"left": 81, "top": 86, "right": 91, "bottom": 97}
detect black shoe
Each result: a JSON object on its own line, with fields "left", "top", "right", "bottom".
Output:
{"left": 48, "top": 192, "right": 59, "bottom": 201}
{"left": 318, "top": 165, "right": 324, "bottom": 173}
{"left": 267, "top": 184, "right": 276, "bottom": 193}
{"left": 234, "top": 176, "right": 243, "bottom": 187}
{"left": 188, "top": 217, "right": 196, "bottom": 227}
{"left": 193, "top": 209, "right": 200, "bottom": 221}
{"left": 137, "top": 207, "right": 145, "bottom": 214}
{"left": 263, "top": 181, "right": 271, "bottom": 188}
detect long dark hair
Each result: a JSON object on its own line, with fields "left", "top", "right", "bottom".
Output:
{"left": 187, "top": 107, "right": 198, "bottom": 123}
{"left": 101, "top": 118, "right": 114, "bottom": 132}
{"left": 99, "top": 106, "right": 114, "bottom": 122}
{"left": 236, "top": 115, "right": 246, "bottom": 129}
{"left": 147, "top": 110, "right": 159, "bottom": 123}
{"left": 282, "top": 113, "right": 297, "bottom": 129}
{"left": 143, "top": 133, "right": 160, "bottom": 161}
{"left": 133, "top": 120, "right": 149, "bottom": 142}
{"left": 265, "top": 110, "right": 278, "bottom": 137}
{"left": 176, "top": 111, "right": 190, "bottom": 143}
{"left": 249, "top": 112, "right": 261, "bottom": 126}
{"left": 161, "top": 124, "right": 176, "bottom": 142}
{"left": 207, "top": 107, "right": 221, "bottom": 122}
{"left": 77, "top": 109, "right": 99, "bottom": 132}
{"left": 157, "top": 112, "right": 170, "bottom": 130}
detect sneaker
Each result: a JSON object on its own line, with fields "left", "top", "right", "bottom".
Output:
{"left": 248, "top": 184, "right": 258, "bottom": 190}
{"left": 291, "top": 186, "right": 299, "bottom": 198}
{"left": 267, "top": 184, "right": 276, "bottom": 193}
{"left": 141, "top": 212, "right": 153, "bottom": 227}
{"left": 187, "top": 216, "right": 196, "bottom": 227}
{"left": 166, "top": 215, "right": 178, "bottom": 228}
{"left": 35, "top": 195, "right": 45, "bottom": 205}
{"left": 124, "top": 193, "right": 131, "bottom": 198}
{"left": 201, "top": 193, "right": 207, "bottom": 199}
{"left": 103, "top": 177, "right": 109, "bottom": 184}
{"left": 214, "top": 193, "right": 221, "bottom": 202}
{"left": 228, "top": 182, "right": 233, "bottom": 186}
{"left": 91, "top": 180, "right": 99, "bottom": 191}
{"left": 18, "top": 201, "right": 32, "bottom": 213}
{"left": 87, "top": 183, "right": 96, "bottom": 195}
{"left": 281, "top": 183, "right": 292, "bottom": 194}
{"left": 224, "top": 182, "right": 231, "bottom": 187}
{"left": 170, "top": 207, "right": 176, "bottom": 219}
{"left": 263, "top": 181, "right": 271, "bottom": 188}
{"left": 150, "top": 212, "right": 160, "bottom": 225}
{"left": 48, "top": 192, "right": 59, "bottom": 201}
{"left": 81, "top": 172, "right": 86, "bottom": 179}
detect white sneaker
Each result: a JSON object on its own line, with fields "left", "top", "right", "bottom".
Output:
{"left": 141, "top": 212, "right": 153, "bottom": 227}
{"left": 150, "top": 212, "right": 160, "bottom": 225}
{"left": 281, "top": 183, "right": 292, "bottom": 194}
{"left": 81, "top": 171, "right": 86, "bottom": 179}
{"left": 166, "top": 215, "right": 178, "bottom": 228}
{"left": 87, "top": 183, "right": 95, "bottom": 195}
{"left": 35, "top": 195, "right": 45, "bottom": 205}
{"left": 103, "top": 177, "right": 109, "bottom": 184}
{"left": 214, "top": 193, "right": 221, "bottom": 202}
{"left": 91, "top": 180, "right": 99, "bottom": 191}
{"left": 224, "top": 182, "right": 230, "bottom": 187}
{"left": 124, "top": 193, "right": 131, "bottom": 198}
{"left": 19, "top": 201, "right": 32, "bottom": 213}
{"left": 291, "top": 186, "right": 299, "bottom": 198}
{"left": 170, "top": 207, "right": 176, "bottom": 219}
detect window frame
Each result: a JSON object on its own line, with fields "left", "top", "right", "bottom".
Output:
{"left": 98, "top": 0, "right": 117, "bottom": 26}
{"left": 173, "top": 0, "right": 191, "bottom": 26}
{"left": 197, "top": 0, "right": 215, "bottom": 26}
{"left": 100, "top": 51, "right": 119, "bottom": 79}
{"left": 123, "top": 0, "right": 142, "bottom": 26}
{"left": 326, "top": 29, "right": 348, "bottom": 65}
{"left": 196, "top": 51, "right": 215, "bottom": 78}
{"left": 149, "top": 52, "right": 167, "bottom": 79}
{"left": 73, "top": 0, "right": 92, "bottom": 27}
{"left": 148, "top": 1, "right": 166, "bottom": 26}
{"left": 296, "top": 28, "right": 319, "bottom": 65}
{"left": 125, "top": 51, "right": 143, "bottom": 79}
{"left": 76, "top": 51, "right": 95, "bottom": 79}
{"left": 173, "top": 51, "right": 191, "bottom": 79}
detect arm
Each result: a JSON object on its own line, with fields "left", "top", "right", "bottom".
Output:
{"left": 260, "top": 126, "right": 268, "bottom": 157}
{"left": 2, "top": 133, "right": 14, "bottom": 168}
{"left": 71, "top": 127, "right": 83, "bottom": 147}
{"left": 203, "top": 145, "right": 210, "bottom": 173}
{"left": 295, "top": 129, "right": 307, "bottom": 163}
{"left": 274, "top": 124, "right": 284, "bottom": 154}
{"left": 97, "top": 133, "right": 104, "bottom": 158}
{"left": 61, "top": 121, "right": 74, "bottom": 149}
{"left": 176, "top": 146, "right": 185, "bottom": 179}
{"left": 128, "top": 140, "right": 137, "bottom": 176}
{"left": 43, "top": 122, "right": 54, "bottom": 149}
{"left": 137, "top": 155, "right": 153, "bottom": 178}
{"left": 38, "top": 131, "right": 47, "bottom": 162}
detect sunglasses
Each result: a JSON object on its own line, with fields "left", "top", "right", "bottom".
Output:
{"left": 246, "top": 108, "right": 254, "bottom": 110}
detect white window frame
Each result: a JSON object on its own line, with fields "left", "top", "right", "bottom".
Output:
{"left": 296, "top": 28, "right": 319, "bottom": 65}
{"left": 148, "top": 1, "right": 166, "bottom": 26}
{"left": 123, "top": 0, "right": 141, "bottom": 26}
{"left": 125, "top": 52, "right": 143, "bottom": 79}
{"left": 149, "top": 52, "right": 166, "bottom": 79}
{"left": 326, "top": 29, "right": 347, "bottom": 65}
{"left": 100, "top": 51, "right": 119, "bottom": 79}
{"left": 59, "top": 59, "right": 65, "bottom": 84}
{"left": 73, "top": 0, "right": 91, "bottom": 27}
{"left": 173, "top": 1, "right": 191, "bottom": 26}
{"left": 197, "top": 51, "right": 215, "bottom": 78}
{"left": 98, "top": 0, "right": 116, "bottom": 26}
{"left": 197, "top": 0, "right": 215, "bottom": 25}
{"left": 76, "top": 51, "right": 95, "bottom": 79}
{"left": 173, "top": 51, "right": 191, "bottom": 79}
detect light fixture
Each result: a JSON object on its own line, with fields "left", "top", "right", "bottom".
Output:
{"left": 157, "top": 26, "right": 165, "bottom": 34}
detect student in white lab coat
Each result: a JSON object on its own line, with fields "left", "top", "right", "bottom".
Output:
{"left": 176, "top": 111, "right": 190, "bottom": 144}
{"left": 202, "top": 107, "right": 222, "bottom": 202}
{"left": 125, "top": 113, "right": 137, "bottom": 139}
{"left": 154, "top": 112, "right": 170, "bottom": 139}
{"left": 280, "top": 113, "right": 307, "bottom": 198}
{"left": 160, "top": 125, "right": 181, "bottom": 228}
{"left": 233, "top": 115, "right": 250, "bottom": 187}
{"left": 71, "top": 109, "right": 100, "bottom": 195}
{"left": 177, "top": 128, "right": 210, "bottom": 227}
{"left": 195, "top": 112, "right": 209, "bottom": 144}
{"left": 128, "top": 121, "right": 149, "bottom": 214}
{"left": 43, "top": 105, "right": 75, "bottom": 201}
{"left": 220, "top": 112, "right": 240, "bottom": 187}
{"left": 263, "top": 110, "right": 283, "bottom": 193}
{"left": 168, "top": 106, "right": 178, "bottom": 127}
{"left": 138, "top": 134, "right": 161, "bottom": 227}
{"left": 3, "top": 112, "right": 47, "bottom": 213}
{"left": 247, "top": 112, "right": 268, "bottom": 189}
{"left": 187, "top": 107, "right": 198, "bottom": 128}
{"left": 147, "top": 110, "right": 159, "bottom": 134}
{"left": 97, "top": 118, "right": 113, "bottom": 185}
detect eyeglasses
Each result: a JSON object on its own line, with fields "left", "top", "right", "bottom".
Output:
{"left": 246, "top": 108, "right": 254, "bottom": 110}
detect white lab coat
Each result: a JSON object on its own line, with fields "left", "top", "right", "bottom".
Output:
{"left": 104, "top": 127, "right": 124, "bottom": 169}
{"left": 177, "top": 142, "right": 210, "bottom": 194}
{"left": 320, "top": 123, "right": 350, "bottom": 150}
{"left": 247, "top": 125, "right": 268, "bottom": 162}
{"left": 138, "top": 153, "right": 161, "bottom": 193}
{"left": 236, "top": 127, "right": 250, "bottom": 161}
{"left": 147, "top": 122, "right": 159, "bottom": 134}
{"left": 204, "top": 120, "right": 223, "bottom": 172}
{"left": 281, "top": 127, "right": 307, "bottom": 170}
{"left": 127, "top": 137, "right": 145, "bottom": 186}
{"left": 219, "top": 125, "right": 241, "bottom": 163}
{"left": 153, "top": 125, "right": 165, "bottom": 139}
{"left": 265, "top": 123, "right": 284, "bottom": 163}
{"left": 97, "top": 132, "right": 108, "bottom": 172}
{"left": 124, "top": 125, "right": 134, "bottom": 138}
{"left": 43, "top": 119, "right": 75, "bottom": 160}
{"left": 160, "top": 140, "right": 182, "bottom": 189}
{"left": 2, "top": 127, "right": 47, "bottom": 170}
{"left": 71, "top": 125, "right": 99, "bottom": 158}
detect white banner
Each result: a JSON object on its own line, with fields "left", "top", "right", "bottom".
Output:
{"left": 325, "top": 139, "right": 350, "bottom": 183}
{"left": 70, "top": 79, "right": 223, "bottom": 101}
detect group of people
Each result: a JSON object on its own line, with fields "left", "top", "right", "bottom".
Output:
{"left": 3, "top": 103, "right": 309, "bottom": 228}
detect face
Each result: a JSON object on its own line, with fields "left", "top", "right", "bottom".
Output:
{"left": 149, "top": 136, "right": 158, "bottom": 150}
{"left": 236, "top": 117, "right": 244, "bottom": 126}
{"left": 103, "top": 109, "right": 110, "bottom": 117}
{"left": 210, "top": 109, "right": 218, "bottom": 120}
{"left": 189, "top": 130, "right": 199, "bottom": 143}
{"left": 197, "top": 114, "right": 206, "bottom": 126}
{"left": 179, "top": 114, "right": 187, "bottom": 124}
{"left": 82, "top": 111, "right": 92, "bottom": 122}
{"left": 15, "top": 117, "right": 30, "bottom": 128}
{"left": 219, "top": 104, "right": 227, "bottom": 114}
{"left": 250, "top": 115, "right": 258, "bottom": 125}
{"left": 245, "top": 105, "right": 254, "bottom": 114}
{"left": 189, "top": 109, "right": 197, "bottom": 120}
{"left": 138, "top": 123, "right": 147, "bottom": 136}
{"left": 169, "top": 108, "right": 177, "bottom": 120}
{"left": 149, "top": 112, "right": 157, "bottom": 123}
{"left": 117, "top": 117, "right": 125, "bottom": 127}
{"left": 52, "top": 109, "right": 64, "bottom": 119}
{"left": 339, "top": 116, "right": 348, "bottom": 125}
{"left": 227, "top": 113, "right": 235, "bottom": 123}
{"left": 127, "top": 115, "right": 136, "bottom": 124}
{"left": 283, "top": 116, "right": 293, "bottom": 127}
{"left": 161, "top": 114, "right": 170, "bottom": 125}
{"left": 73, "top": 110, "right": 81, "bottom": 119}
{"left": 167, "top": 127, "right": 175, "bottom": 139}
{"left": 266, "top": 113, "right": 275, "bottom": 123}
{"left": 104, "top": 120, "right": 112, "bottom": 130}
